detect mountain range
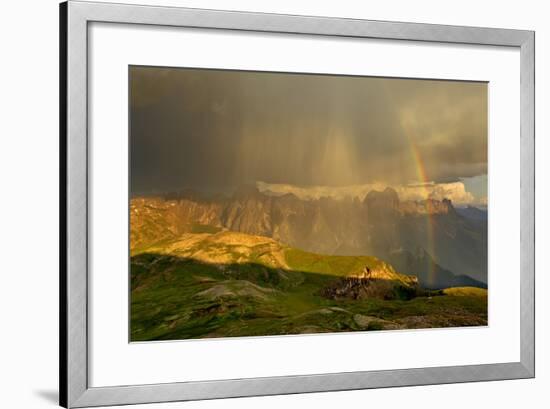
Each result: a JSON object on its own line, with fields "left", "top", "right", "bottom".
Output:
{"left": 131, "top": 185, "right": 487, "bottom": 289}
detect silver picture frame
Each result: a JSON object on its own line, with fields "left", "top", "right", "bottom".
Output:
{"left": 60, "top": 1, "right": 535, "bottom": 407}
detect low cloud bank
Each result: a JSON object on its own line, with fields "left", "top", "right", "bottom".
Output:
{"left": 257, "top": 181, "right": 484, "bottom": 206}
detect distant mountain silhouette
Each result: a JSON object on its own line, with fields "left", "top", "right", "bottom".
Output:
{"left": 456, "top": 206, "right": 488, "bottom": 222}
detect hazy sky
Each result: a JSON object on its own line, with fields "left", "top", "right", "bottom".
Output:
{"left": 130, "top": 66, "right": 487, "bottom": 202}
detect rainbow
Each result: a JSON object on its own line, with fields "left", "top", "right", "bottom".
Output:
{"left": 404, "top": 133, "right": 437, "bottom": 284}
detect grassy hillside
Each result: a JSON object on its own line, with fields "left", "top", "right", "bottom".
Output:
{"left": 131, "top": 231, "right": 487, "bottom": 341}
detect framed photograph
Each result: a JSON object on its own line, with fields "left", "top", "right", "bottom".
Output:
{"left": 60, "top": 1, "right": 534, "bottom": 407}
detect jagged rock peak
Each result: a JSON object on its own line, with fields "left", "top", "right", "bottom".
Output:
{"left": 364, "top": 187, "right": 400, "bottom": 208}
{"left": 399, "top": 197, "right": 455, "bottom": 215}
{"left": 232, "top": 184, "right": 264, "bottom": 199}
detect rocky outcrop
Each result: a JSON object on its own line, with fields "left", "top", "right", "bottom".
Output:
{"left": 321, "top": 264, "right": 418, "bottom": 301}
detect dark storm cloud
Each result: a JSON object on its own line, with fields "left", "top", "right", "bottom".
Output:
{"left": 130, "top": 66, "right": 487, "bottom": 194}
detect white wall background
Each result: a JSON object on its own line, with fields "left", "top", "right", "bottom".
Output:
{"left": 0, "top": 0, "right": 547, "bottom": 408}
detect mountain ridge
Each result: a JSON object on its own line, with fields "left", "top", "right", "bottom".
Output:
{"left": 131, "top": 186, "right": 487, "bottom": 288}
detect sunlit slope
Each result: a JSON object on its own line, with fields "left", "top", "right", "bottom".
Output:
{"left": 135, "top": 230, "right": 415, "bottom": 282}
